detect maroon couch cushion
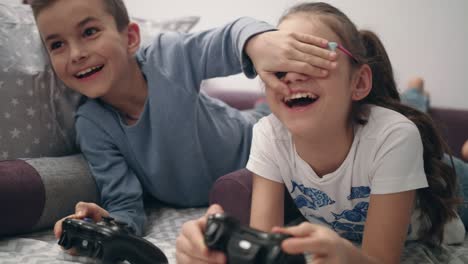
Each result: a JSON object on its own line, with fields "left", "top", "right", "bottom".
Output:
{"left": 0, "top": 160, "right": 45, "bottom": 236}
{"left": 209, "top": 168, "right": 302, "bottom": 225}
{"left": 430, "top": 107, "right": 468, "bottom": 159}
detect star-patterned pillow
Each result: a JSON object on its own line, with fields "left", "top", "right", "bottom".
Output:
{"left": 0, "top": 1, "right": 199, "bottom": 160}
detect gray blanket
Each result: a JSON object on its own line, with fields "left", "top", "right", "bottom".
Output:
{"left": 1, "top": 207, "right": 467, "bottom": 263}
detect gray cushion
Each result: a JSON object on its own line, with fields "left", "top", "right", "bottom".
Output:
{"left": 0, "top": 1, "right": 199, "bottom": 235}
{"left": 0, "top": 0, "right": 199, "bottom": 160}
{"left": 0, "top": 155, "right": 98, "bottom": 235}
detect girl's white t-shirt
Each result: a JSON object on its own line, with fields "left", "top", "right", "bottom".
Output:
{"left": 247, "top": 105, "right": 464, "bottom": 243}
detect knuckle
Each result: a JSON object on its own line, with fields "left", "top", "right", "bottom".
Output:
{"left": 288, "top": 31, "right": 297, "bottom": 38}
{"left": 75, "top": 201, "right": 85, "bottom": 210}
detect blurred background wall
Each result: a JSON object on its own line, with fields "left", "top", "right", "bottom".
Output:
{"left": 125, "top": 0, "right": 468, "bottom": 109}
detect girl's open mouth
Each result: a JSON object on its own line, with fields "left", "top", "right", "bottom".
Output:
{"left": 283, "top": 92, "right": 318, "bottom": 108}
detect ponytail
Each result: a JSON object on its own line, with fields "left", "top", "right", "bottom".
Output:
{"left": 359, "top": 30, "right": 459, "bottom": 245}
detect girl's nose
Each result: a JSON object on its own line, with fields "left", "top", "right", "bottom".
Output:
{"left": 281, "top": 72, "right": 310, "bottom": 84}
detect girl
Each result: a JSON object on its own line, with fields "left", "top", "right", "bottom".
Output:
{"left": 176, "top": 2, "right": 464, "bottom": 264}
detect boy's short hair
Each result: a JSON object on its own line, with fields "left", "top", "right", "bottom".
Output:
{"left": 30, "top": 0, "right": 130, "bottom": 31}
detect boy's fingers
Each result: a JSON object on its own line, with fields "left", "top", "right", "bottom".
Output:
{"left": 290, "top": 60, "right": 331, "bottom": 77}
{"left": 293, "top": 41, "right": 337, "bottom": 62}
{"left": 54, "top": 213, "right": 81, "bottom": 239}
{"left": 53, "top": 218, "right": 64, "bottom": 239}
{"left": 259, "top": 72, "right": 289, "bottom": 96}
{"left": 290, "top": 32, "right": 328, "bottom": 48}
{"left": 75, "top": 202, "right": 109, "bottom": 221}
{"left": 291, "top": 48, "right": 337, "bottom": 70}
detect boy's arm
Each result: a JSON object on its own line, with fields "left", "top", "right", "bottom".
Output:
{"left": 76, "top": 116, "right": 146, "bottom": 236}
{"left": 140, "top": 17, "right": 274, "bottom": 92}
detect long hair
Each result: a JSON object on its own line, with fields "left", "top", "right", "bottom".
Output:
{"left": 280, "top": 2, "right": 459, "bottom": 245}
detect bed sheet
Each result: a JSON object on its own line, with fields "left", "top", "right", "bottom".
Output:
{"left": 1, "top": 207, "right": 467, "bottom": 264}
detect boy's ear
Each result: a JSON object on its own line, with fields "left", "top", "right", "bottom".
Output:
{"left": 351, "top": 64, "right": 372, "bottom": 101}
{"left": 126, "top": 22, "right": 141, "bottom": 55}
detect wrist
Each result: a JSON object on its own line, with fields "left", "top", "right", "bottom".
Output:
{"left": 342, "top": 238, "right": 380, "bottom": 264}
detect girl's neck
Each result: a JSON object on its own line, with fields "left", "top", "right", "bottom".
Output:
{"left": 293, "top": 123, "right": 354, "bottom": 177}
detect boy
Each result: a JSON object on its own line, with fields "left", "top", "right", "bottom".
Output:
{"left": 30, "top": 0, "right": 337, "bottom": 237}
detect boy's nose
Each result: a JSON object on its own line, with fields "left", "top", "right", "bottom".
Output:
{"left": 281, "top": 72, "right": 310, "bottom": 84}
{"left": 70, "top": 45, "right": 88, "bottom": 63}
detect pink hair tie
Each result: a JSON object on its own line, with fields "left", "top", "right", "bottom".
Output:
{"left": 328, "top": 42, "right": 358, "bottom": 63}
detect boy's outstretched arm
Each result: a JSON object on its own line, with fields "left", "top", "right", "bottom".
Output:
{"left": 139, "top": 17, "right": 335, "bottom": 95}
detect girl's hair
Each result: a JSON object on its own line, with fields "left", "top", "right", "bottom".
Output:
{"left": 280, "top": 2, "right": 459, "bottom": 245}
{"left": 30, "top": 0, "right": 130, "bottom": 32}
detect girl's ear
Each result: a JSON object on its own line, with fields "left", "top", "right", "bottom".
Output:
{"left": 351, "top": 64, "right": 372, "bottom": 101}
{"left": 126, "top": 22, "right": 141, "bottom": 56}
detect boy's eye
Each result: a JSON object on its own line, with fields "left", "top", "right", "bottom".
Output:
{"left": 83, "top": 27, "right": 98, "bottom": 37}
{"left": 50, "top": 41, "right": 63, "bottom": 51}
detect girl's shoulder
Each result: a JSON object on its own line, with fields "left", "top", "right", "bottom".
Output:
{"left": 360, "top": 105, "right": 419, "bottom": 138}
{"left": 253, "top": 114, "right": 290, "bottom": 141}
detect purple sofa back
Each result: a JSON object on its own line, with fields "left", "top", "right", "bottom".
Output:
{"left": 430, "top": 107, "right": 468, "bottom": 159}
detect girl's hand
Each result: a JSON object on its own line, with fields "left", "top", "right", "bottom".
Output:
{"left": 176, "top": 204, "right": 226, "bottom": 264}
{"left": 245, "top": 31, "right": 337, "bottom": 96}
{"left": 273, "top": 222, "right": 349, "bottom": 264}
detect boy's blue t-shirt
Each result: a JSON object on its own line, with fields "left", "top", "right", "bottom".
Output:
{"left": 75, "top": 17, "right": 274, "bottom": 235}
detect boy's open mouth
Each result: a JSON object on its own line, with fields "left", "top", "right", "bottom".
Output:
{"left": 74, "top": 65, "right": 104, "bottom": 79}
{"left": 283, "top": 92, "right": 318, "bottom": 108}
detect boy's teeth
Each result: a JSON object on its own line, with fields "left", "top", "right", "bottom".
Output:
{"left": 76, "top": 66, "right": 101, "bottom": 77}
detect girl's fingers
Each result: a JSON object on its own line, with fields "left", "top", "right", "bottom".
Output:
{"left": 205, "top": 204, "right": 224, "bottom": 217}
{"left": 176, "top": 250, "right": 224, "bottom": 264}
{"left": 181, "top": 219, "right": 209, "bottom": 255}
{"left": 177, "top": 222, "right": 226, "bottom": 264}
{"left": 281, "top": 236, "right": 328, "bottom": 255}
{"left": 272, "top": 222, "right": 318, "bottom": 238}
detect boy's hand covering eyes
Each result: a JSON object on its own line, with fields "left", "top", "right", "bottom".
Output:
{"left": 246, "top": 31, "right": 337, "bottom": 96}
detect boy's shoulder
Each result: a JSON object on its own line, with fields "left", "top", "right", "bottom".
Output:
{"left": 76, "top": 99, "right": 115, "bottom": 122}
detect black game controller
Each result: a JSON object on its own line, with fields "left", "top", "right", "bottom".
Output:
{"left": 58, "top": 216, "right": 168, "bottom": 264}
{"left": 204, "top": 213, "right": 306, "bottom": 264}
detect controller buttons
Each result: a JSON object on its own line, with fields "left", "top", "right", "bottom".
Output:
{"left": 238, "top": 240, "right": 252, "bottom": 250}
{"left": 101, "top": 216, "right": 114, "bottom": 223}
{"left": 81, "top": 239, "right": 89, "bottom": 249}
{"left": 205, "top": 222, "right": 219, "bottom": 238}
